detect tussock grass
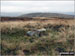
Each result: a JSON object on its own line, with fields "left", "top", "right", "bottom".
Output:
{"left": 1, "top": 19, "right": 75, "bottom": 55}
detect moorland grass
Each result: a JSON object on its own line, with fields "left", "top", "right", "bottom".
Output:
{"left": 0, "top": 21, "right": 75, "bottom": 55}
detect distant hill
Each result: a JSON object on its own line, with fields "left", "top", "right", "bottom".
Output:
{"left": 20, "top": 13, "right": 74, "bottom": 19}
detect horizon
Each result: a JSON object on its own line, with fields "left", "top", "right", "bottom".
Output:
{"left": 1, "top": 12, "right": 75, "bottom": 17}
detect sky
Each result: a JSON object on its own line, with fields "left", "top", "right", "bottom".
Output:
{"left": 1, "top": 1, "right": 74, "bottom": 16}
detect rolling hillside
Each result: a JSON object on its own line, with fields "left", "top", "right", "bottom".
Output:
{"left": 20, "top": 13, "right": 74, "bottom": 19}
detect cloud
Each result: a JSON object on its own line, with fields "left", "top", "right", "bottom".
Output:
{"left": 1, "top": 1, "right": 74, "bottom": 13}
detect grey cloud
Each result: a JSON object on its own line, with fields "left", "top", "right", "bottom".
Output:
{"left": 1, "top": 1, "right": 74, "bottom": 13}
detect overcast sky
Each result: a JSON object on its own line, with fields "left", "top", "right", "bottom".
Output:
{"left": 1, "top": 1, "right": 74, "bottom": 14}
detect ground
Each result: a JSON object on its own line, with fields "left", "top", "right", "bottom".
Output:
{"left": 0, "top": 18, "right": 75, "bottom": 55}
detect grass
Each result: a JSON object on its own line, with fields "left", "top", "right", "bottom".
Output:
{"left": 0, "top": 19, "right": 75, "bottom": 55}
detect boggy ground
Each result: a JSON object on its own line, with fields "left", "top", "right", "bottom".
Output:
{"left": 0, "top": 18, "right": 75, "bottom": 56}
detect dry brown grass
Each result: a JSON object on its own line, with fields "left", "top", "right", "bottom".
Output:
{"left": 0, "top": 19, "right": 75, "bottom": 29}
{"left": 1, "top": 18, "right": 75, "bottom": 55}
